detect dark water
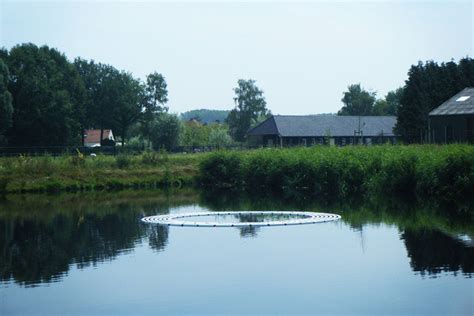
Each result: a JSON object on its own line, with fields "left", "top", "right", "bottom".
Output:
{"left": 0, "top": 189, "right": 472, "bottom": 315}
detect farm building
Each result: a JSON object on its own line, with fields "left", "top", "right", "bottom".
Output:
{"left": 84, "top": 129, "right": 115, "bottom": 147}
{"left": 428, "top": 87, "right": 474, "bottom": 144}
{"left": 247, "top": 115, "right": 397, "bottom": 146}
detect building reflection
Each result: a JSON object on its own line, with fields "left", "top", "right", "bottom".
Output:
{"left": 401, "top": 229, "right": 473, "bottom": 277}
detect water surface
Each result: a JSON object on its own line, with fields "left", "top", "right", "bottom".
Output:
{"left": 0, "top": 190, "right": 472, "bottom": 315}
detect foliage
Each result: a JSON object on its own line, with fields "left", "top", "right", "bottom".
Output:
{"left": 338, "top": 83, "right": 376, "bottom": 116}
{"left": 150, "top": 113, "right": 181, "bottom": 151}
{"left": 0, "top": 59, "right": 13, "bottom": 144}
{"left": 226, "top": 79, "right": 268, "bottom": 142}
{"left": 0, "top": 152, "right": 206, "bottom": 193}
{"left": 4, "top": 44, "right": 86, "bottom": 146}
{"left": 396, "top": 57, "right": 474, "bottom": 143}
{"left": 74, "top": 58, "right": 145, "bottom": 147}
{"left": 199, "top": 151, "right": 243, "bottom": 188}
{"left": 109, "top": 71, "right": 144, "bottom": 146}
{"left": 141, "top": 72, "right": 168, "bottom": 145}
{"left": 208, "top": 125, "right": 232, "bottom": 148}
{"left": 180, "top": 109, "right": 230, "bottom": 124}
{"left": 180, "top": 119, "right": 209, "bottom": 147}
{"left": 372, "top": 88, "right": 404, "bottom": 116}
{"left": 199, "top": 145, "right": 474, "bottom": 206}
{"left": 115, "top": 154, "right": 132, "bottom": 169}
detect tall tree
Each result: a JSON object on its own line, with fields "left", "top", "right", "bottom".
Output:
{"left": 141, "top": 72, "right": 168, "bottom": 146}
{"left": 226, "top": 79, "right": 268, "bottom": 142}
{"left": 5, "top": 43, "right": 86, "bottom": 146}
{"left": 109, "top": 71, "right": 144, "bottom": 147}
{"left": 337, "top": 83, "right": 376, "bottom": 116}
{"left": 0, "top": 59, "right": 13, "bottom": 144}
{"left": 395, "top": 58, "right": 474, "bottom": 143}
{"left": 150, "top": 113, "right": 181, "bottom": 151}
{"left": 373, "top": 87, "right": 404, "bottom": 116}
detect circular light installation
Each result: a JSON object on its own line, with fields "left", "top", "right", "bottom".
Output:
{"left": 141, "top": 211, "right": 341, "bottom": 227}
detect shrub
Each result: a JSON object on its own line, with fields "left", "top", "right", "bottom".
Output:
{"left": 199, "top": 151, "right": 242, "bottom": 188}
{"left": 115, "top": 154, "right": 131, "bottom": 169}
{"left": 142, "top": 151, "right": 160, "bottom": 166}
{"left": 198, "top": 145, "right": 474, "bottom": 204}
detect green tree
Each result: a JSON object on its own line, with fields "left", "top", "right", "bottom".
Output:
{"left": 142, "top": 72, "right": 168, "bottom": 146}
{"left": 181, "top": 119, "right": 208, "bottom": 147}
{"left": 150, "top": 113, "right": 181, "bottom": 151}
{"left": 208, "top": 125, "right": 232, "bottom": 149}
{"left": 180, "top": 109, "right": 230, "bottom": 124}
{"left": 338, "top": 83, "right": 376, "bottom": 116}
{"left": 0, "top": 59, "right": 13, "bottom": 144}
{"left": 226, "top": 79, "right": 268, "bottom": 142}
{"left": 373, "top": 87, "right": 404, "bottom": 116}
{"left": 5, "top": 43, "right": 86, "bottom": 146}
{"left": 109, "top": 72, "right": 144, "bottom": 147}
{"left": 74, "top": 59, "right": 121, "bottom": 146}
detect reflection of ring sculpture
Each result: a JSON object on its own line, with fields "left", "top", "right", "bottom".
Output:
{"left": 141, "top": 211, "right": 341, "bottom": 227}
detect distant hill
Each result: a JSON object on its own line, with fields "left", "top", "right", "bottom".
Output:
{"left": 180, "top": 109, "right": 230, "bottom": 124}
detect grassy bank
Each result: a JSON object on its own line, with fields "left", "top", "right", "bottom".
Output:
{"left": 2, "top": 145, "right": 473, "bottom": 209}
{"left": 0, "top": 151, "right": 206, "bottom": 193}
{"left": 199, "top": 145, "right": 474, "bottom": 206}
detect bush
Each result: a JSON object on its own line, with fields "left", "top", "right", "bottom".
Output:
{"left": 199, "top": 151, "right": 242, "bottom": 188}
{"left": 142, "top": 151, "right": 160, "bottom": 166}
{"left": 115, "top": 154, "right": 131, "bottom": 169}
{"left": 198, "top": 145, "right": 474, "bottom": 204}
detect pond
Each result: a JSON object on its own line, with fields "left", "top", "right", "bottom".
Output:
{"left": 0, "top": 189, "right": 472, "bottom": 315}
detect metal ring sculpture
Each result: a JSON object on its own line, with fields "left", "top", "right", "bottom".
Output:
{"left": 141, "top": 211, "right": 341, "bottom": 227}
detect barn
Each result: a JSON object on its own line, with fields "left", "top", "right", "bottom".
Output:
{"left": 247, "top": 115, "right": 397, "bottom": 146}
{"left": 428, "top": 87, "right": 474, "bottom": 144}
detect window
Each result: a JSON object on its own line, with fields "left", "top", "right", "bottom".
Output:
{"left": 302, "top": 138, "right": 307, "bottom": 146}
{"left": 341, "top": 138, "right": 346, "bottom": 146}
{"left": 456, "top": 96, "right": 470, "bottom": 102}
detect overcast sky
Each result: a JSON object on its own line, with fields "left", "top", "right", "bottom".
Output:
{"left": 1, "top": 1, "right": 472, "bottom": 114}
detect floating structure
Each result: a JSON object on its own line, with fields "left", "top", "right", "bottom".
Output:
{"left": 141, "top": 211, "right": 341, "bottom": 227}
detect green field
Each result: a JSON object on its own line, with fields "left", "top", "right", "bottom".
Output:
{"left": 0, "top": 151, "right": 207, "bottom": 193}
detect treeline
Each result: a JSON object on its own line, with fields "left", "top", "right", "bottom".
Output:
{"left": 338, "top": 57, "right": 474, "bottom": 143}
{"left": 0, "top": 43, "right": 177, "bottom": 148}
{"left": 0, "top": 43, "right": 270, "bottom": 150}
{"left": 180, "top": 109, "right": 230, "bottom": 124}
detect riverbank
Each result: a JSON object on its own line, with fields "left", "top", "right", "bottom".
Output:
{"left": 200, "top": 144, "right": 474, "bottom": 208}
{"left": 0, "top": 151, "right": 206, "bottom": 193}
{"left": 1, "top": 145, "right": 473, "bottom": 210}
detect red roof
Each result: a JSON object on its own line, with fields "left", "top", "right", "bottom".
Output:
{"left": 84, "top": 129, "right": 112, "bottom": 143}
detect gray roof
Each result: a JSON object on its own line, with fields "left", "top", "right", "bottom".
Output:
{"left": 429, "top": 87, "right": 474, "bottom": 116}
{"left": 248, "top": 115, "right": 397, "bottom": 137}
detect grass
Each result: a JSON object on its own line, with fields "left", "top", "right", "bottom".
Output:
{"left": 199, "top": 144, "right": 474, "bottom": 207}
{"left": 1, "top": 144, "right": 473, "bottom": 211}
{"left": 0, "top": 151, "right": 207, "bottom": 194}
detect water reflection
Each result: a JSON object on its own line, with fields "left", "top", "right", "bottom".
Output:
{"left": 402, "top": 229, "right": 474, "bottom": 277}
{"left": 0, "top": 188, "right": 472, "bottom": 287}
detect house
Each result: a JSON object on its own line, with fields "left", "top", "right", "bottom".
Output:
{"left": 247, "top": 115, "right": 397, "bottom": 146}
{"left": 84, "top": 129, "right": 115, "bottom": 147}
{"left": 428, "top": 87, "right": 474, "bottom": 144}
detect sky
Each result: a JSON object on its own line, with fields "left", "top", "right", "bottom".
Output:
{"left": 1, "top": 0, "right": 472, "bottom": 115}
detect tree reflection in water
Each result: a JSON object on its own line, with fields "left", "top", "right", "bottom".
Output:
{"left": 0, "top": 190, "right": 196, "bottom": 287}
{"left": 0, "top": 188, "right": 472, "bottom": 287}
{"left": 401, "top": 229, "right": 473, "bottom": 277}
